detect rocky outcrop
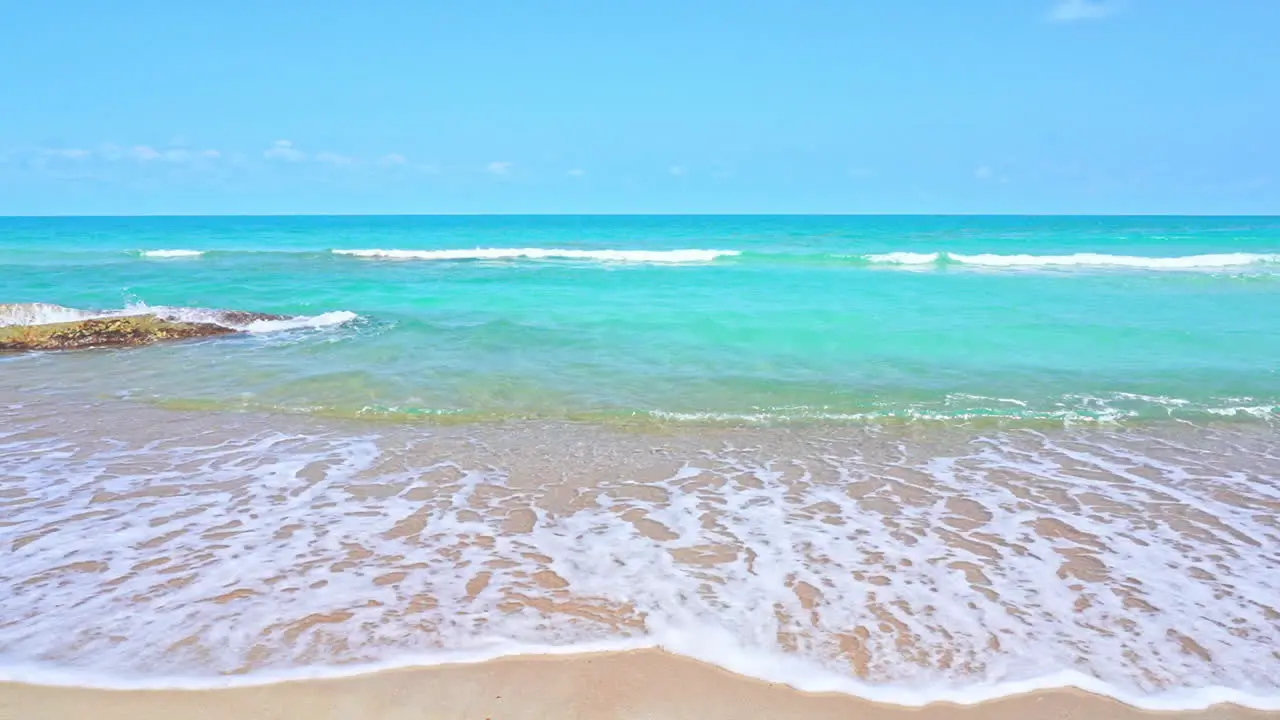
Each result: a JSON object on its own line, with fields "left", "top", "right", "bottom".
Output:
{"left": 0, "top": 315, "right": 239, "bottom": 351}
{"left": 201, "top": 310, "right": 283, "bottom": 326}
{"left": 0, "top": 303, "right": 341, "bottom": 352}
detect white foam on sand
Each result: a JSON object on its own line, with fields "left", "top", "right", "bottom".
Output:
{"left": 0, "top": 413, "right": 1278, "bottom": 710}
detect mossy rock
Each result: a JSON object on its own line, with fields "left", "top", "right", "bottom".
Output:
{"left": 0, "top": 315, "right": 239, "bottom": 352}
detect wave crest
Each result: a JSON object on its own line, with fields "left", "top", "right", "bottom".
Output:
{"left": 0, "top": 303, "right": 99, "bottom": 327}
{"left": 332, "top": 248, "right": 740, "bottom": 263}
{"left": 141, "top": 249, "right": 205, "bottom": 258}
{"left": 0, "top": 302, "right": 356, "bottom": 333}
{"left": 109, "top": 247, "right": 1280, "bottom": 272}
{"left": 864, "top": 251, "right": 1280, "bottom": 269}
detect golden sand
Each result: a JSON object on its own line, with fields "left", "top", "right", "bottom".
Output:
{"left": 1, "top": 651, "right": 1276, "bottom": 720}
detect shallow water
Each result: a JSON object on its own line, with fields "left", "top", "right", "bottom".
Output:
{"left": 2, "top": 214, "right": 1278, "bottom": 424}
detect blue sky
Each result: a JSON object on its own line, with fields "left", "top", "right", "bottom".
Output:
{"left": 1, "top": 0, "right": 1277, "bottom": 215}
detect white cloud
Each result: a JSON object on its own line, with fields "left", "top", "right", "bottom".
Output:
{"left": 14, "top": 140, "right": 424, "bottom": 172}
{"left": 668, "top": 165, "right": 686, "bottom": 176}
{"left": 44, "top": 148, "right": 92, "bottom": 160}
{"left": 123, "top": 146, "right": 221, "bottom": 163}
{"left": 485, "top": 160, "right": 514, "bottom": 176}
{"left": 974, "top": 165, "right": 1012, "bottom": 183}
{"left": 264, "top": 139, "right": 307, "bottom": 162}
{"left": 314, "top": 151, "right": 355, "bottom": 166}
{"left": 131, "top": 145, "right": 163, "bottom": 161}
{"left": 1049, "top": 0, "right": 1116, "bottom": 22}
{"left": 566, "top": 168, "right": 586, "bottom": 177}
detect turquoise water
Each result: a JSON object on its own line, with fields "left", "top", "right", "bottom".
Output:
{"left": 3, "top": 214, "right": 1279, "bottom": 423}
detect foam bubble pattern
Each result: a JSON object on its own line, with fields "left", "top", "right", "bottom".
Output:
{"left": 1, "top": 405, "right": 1278, "bottom": 708}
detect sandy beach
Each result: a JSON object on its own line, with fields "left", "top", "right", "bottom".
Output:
{"left": 2, "top": 394, "right": 1279, "bottom": 714}
{"left": 3, "top": 650, "right": 1277, "bottom": 720}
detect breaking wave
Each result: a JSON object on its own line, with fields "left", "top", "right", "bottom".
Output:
{"left": 140, "top": 249, "right": 205, "bottom": 258}
{"left": 860, "top": 251, "right": 1280, "bottom": 269}
{"left": 0, "top": 302, "right": 357, "bottom": 333}
{"left": 332, "top": 248, "right": 741, "bottom": 263}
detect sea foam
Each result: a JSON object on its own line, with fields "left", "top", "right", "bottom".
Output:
{"left": 119, "top": 247, "right": 1280, "bottom": 272}
{"left": 148, "top": 306, "right": 359, "bottom": 333}
{"left": 332, "top": 248, "right": 740, "bottom": 263}
{"left": 864, "top": 251, "right": 1280, "bottom": 269}
{"left": 141, "top": 249, "right": 205, "bottom": 258}
{"left": 1, "top": 407, "right": 1277, "bottom": 710}
{"left": 0, "top": 302, "right": 356, "bottom": 333}
{"left": 0, "top": 302, "right": 100, "bottom": 327}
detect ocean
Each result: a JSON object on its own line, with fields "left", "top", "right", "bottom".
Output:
{"left": 1, "top": 214, "right": 1278, "bottom": 709}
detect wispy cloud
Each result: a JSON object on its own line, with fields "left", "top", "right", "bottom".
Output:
{"left": 974, "top": 164, "right": 1011, "bottom": 183}
{"left": 264, "top": 143, "right": 380, "bottom": 167}
{"left": 314, "top": 151, "right": 355, "bottom": 166}
{"left": 45, "top": 148, "right": 92, "bottom": 160}
{"left": 126, "top": 145, "right": 221, "bottom": 163}
{"left": 161, "top": 148, "right": 209, "bottom": 162}
{"left": 1049, "top": 0, "right": 1116, "bottom": 22}
{"left": 566, "top": 168, "right": 586, "bottom": 177}
{"left": 485, "top": 160, "right": 514, "bottom": 176}
{"left": 8, "top": 140, "right": 453, "bottom": 179}
{"left": 131, "top": 145, "right": 164, "bottom": 161}
{"left": 264, "top": 140, "right": 307, "bottom": 162}
{"left": 668, "top": 165, "right": 686, "bottom": 176}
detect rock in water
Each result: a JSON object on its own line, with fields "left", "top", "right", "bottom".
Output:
{"left": 0, "top": 315, "right": 239, "bottom": 351}
{"left": 199, "top": 310, "right": 285, "bottom": 326}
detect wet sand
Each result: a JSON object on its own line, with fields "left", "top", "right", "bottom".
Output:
{"left": 2, "top": 650, "right": 1277, "bottom": 720}
{"left": 3, "top": 393, "right": 1279, "bottom": 709}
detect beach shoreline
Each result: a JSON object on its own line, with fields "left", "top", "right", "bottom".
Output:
{"left": 3, "top": 649, "right": 1277, "bottom": 720}
{"left": 2, "top": 392, "right": 1278, "bottom": 711}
